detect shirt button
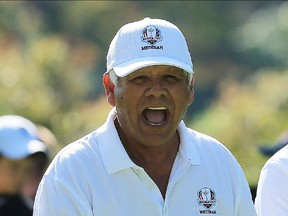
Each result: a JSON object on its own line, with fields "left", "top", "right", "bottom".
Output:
{"left": 135, "top": 168, "right": 141, "bottom": 173}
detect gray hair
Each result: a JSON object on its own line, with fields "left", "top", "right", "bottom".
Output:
{"left": 108, "top": 69, "right": 119, "bottom": 85}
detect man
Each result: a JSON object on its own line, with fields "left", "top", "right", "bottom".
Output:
{"left": 0, "top": 115, "right": 48, "bottom": 216}
{"left": 255, "top": 132, "right": 288, "bottom": 216}
{"left": 21, "top": 125, "right": 58, "bottom": 202}
{"left": 34, "top": 17, "right": 256, "bottom": 215}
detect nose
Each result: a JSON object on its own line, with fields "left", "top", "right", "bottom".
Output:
{"left": 145, "top": 79, "right": 168, "bottom": 97}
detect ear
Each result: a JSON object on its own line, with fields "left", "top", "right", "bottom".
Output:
{"left": 103, "top": 72, "right": 116, "bottom": 106}
{"left": 188, "top": 75, "right": 195, "bottom": 105}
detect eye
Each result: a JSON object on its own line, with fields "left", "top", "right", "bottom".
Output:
{"left": 164, "top": 75, "right": 179, "bottom": 83}
{"left": 130, "top": 75, "right": 148, "bottom": 84}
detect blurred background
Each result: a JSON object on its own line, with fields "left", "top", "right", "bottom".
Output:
{"left": 1, "top": 1, "right": 288, "bottom": 196}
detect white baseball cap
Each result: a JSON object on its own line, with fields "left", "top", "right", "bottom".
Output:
{"left": 0, "top": 115, "right": 48, "bottom": 160}
{"left": 106, "top": 17, "right": 193, "bottom": 77}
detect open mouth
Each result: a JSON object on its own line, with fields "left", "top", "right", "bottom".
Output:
{"left": 143, "top": 107, "right": 167, "bottom": 126}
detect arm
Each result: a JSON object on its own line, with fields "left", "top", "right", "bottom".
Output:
{"left": 230, "top": 157, "right": 257, "bottom": 216}
{"left": 255, "top": 160, "right": 288, "bottom": 216}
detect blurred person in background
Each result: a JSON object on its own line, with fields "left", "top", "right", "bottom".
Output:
{"left": 21, "top": 124, "right": 58, "bottom": 202}
{"left": 0, "top": 115, "right": 49, "bottom": 216}
{"left": 258, "top": 131, "right": 288, "bottom": 157}
{"left": 33, "top": 17, "right": 256, "bottom": 215}
{"left": 255, "top": 131, "right": 288, "bottom": 216}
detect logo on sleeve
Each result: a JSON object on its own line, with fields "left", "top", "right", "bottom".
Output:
{"left": 197, "top": 187, "right": 217, "bottom": 214}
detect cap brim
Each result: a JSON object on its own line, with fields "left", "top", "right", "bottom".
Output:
{"left": 0, "top": 115, "right": 49, "bottom": 160}
{"left": 113, "top": 56, "right": 193, "bottom": 77}
{"left": 2, "top": 137, "right": 48, "bottom": 160}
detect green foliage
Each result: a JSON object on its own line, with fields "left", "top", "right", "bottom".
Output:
{"left": 231, "top": 1, "right": 288, "bottom": 68}
{"left": 190, "top": 69, "right": 288, "bottom": 185}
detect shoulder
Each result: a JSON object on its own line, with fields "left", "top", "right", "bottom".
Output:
{"left": 187, "top": 127, "right": 231, "bottom": 154}
{"left": 56, "top": 131, "right": 98, "bottom": 161}
{"left": 180, "top": 123, "right": 240, "bottom": 167}
{"left": 262, "top": 145, "right": 288, "bottom": 173}
{"left": 44, "top": 130, "right": 103, "bottom": 179}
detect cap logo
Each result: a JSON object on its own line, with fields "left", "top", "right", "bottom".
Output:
{"left": 141, "top": 25, "right": 163, "bottom": 51}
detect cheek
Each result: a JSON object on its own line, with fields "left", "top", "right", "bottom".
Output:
{"left": 114, "top": 91, "right": 126, "bottom": 107}
{"left": 173, "top": 89, "right": 193, "bottom": 116}
{"left": 114, "top": 86, "right": 142, "bottom": 124}
{"left": 176, "top": 87, "right": 192, "bottom": 102}
{"left": 114, "top": 86, "right": 139, "bottom": 107}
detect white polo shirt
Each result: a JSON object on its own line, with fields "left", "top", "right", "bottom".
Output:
{"left": 255, "top": 145, "right": 288, "bottom": 216}
{"left": 33, "top": 108, "right": 256, "bottom": 216}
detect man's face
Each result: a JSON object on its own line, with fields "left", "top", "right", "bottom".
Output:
{"left": 0, "top": 157, "right": 34, "bottom": 194}
{"left": 109, "top": 65, "right": 194, "bottom": 147}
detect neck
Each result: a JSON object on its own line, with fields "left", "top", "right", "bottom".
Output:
{"left": 114, "top": 118, "right": 180, "bottom": 166}
{"left": 114, "top": 118, "right": 180, "bottom": 199}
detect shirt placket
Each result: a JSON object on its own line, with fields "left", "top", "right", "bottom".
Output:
{"left": 164, "top": 157, "right": 191, "bottom": 216}
{"left": 132, "top": 154, "right": 191, "bottom": 216}
{"left": 133, "top": 166, "right": 164, "bottom": 213}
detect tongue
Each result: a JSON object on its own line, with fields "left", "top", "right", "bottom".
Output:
{"left": 143, "top": 109, "right": 165, "bottom": 125}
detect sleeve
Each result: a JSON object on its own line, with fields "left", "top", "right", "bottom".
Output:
{"left": 229, "top": 154, "right": 258, "bottom": 216}
{"left": 33, "top": 176, "right": 93, "bottom": 216}
{"left": 236, "top": 170, "right": 257, "bottom": 215}
{"left": 255, "top": 159, "right": 288, "bottom": 216}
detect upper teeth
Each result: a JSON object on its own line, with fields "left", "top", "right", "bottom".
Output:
{"left": 148, "top": 107, "right": 166, "bottom": 110}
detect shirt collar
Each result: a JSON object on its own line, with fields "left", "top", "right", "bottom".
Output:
{"left": 97, "top": 108, "right": 200, "bottom": 175}
{"left": 97, "top": 108, "right": 136, "bottom": 175}
{"left": 177, "top": 120, "right": 201, "bottom": 165}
